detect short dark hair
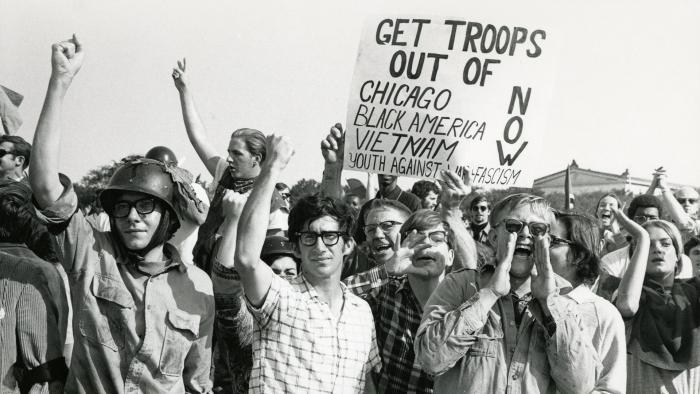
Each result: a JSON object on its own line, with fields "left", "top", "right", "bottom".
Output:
{"left": 0, "top": 135, "right": 32, "bottom": 169}
{"left": 685, "top": 236, "right": 700, "bottom": 256}
{"left": 627, "top": 194, "right": 663, "bottom": 218}
{"left": 275, "top": 182, "right": 289, "bottom": 191}
{"left": 555, "top": 212, "right": 601, "bottom": 286}
{"left": 469, "top": 195, "right": 491, "bottom": 210}
{"left": 411, "top": 180, "right": 440, "bottom": 199}
{"left": 0, "top": 181, "right": 60, "bottom": 263}
{"left": 288, "top": 194, "right": 354, "bottom": 245}
{"left": 400, "top": 209, "right": 452, "bottom": 248}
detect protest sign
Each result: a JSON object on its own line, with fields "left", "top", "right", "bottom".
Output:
{"left": 344, "top": 16, "right": 557, "bottom": 187}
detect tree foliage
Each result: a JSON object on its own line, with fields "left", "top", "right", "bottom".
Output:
{"left": 73, "top": 154, "right": 141, "bottom": 210}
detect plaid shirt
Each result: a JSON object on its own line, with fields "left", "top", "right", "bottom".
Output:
{"left": 344, "top": 266, "right": 434, "bottom": 393}
{"left": 246, "top": 273, "right": 381, "bottom": 393}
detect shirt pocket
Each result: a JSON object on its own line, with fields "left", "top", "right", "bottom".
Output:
{"left": 79, "top": 274, "right": 132, "bottom": 352}
{"left": 159, "top": 309, "right": 200, "bottom": 376}
{"left": 468, "top": 334, "right": 499, "bottom": 358}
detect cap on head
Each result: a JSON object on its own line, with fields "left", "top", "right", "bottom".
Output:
{"left": 261, "top": 235, "right": 296, "bottom": 264}
{"left": 99, "top": 159, "right": 178, "bottom": 224}
{"left": 145, "top": 146, "right": 178, "bottom": 166}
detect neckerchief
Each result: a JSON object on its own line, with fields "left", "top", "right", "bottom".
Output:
{"left": 628, "top": 277, "right": 700, "bottom": 371}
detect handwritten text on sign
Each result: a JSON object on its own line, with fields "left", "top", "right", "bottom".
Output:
{"left": 344, "top": 17, "right": 555, "bottom": 187}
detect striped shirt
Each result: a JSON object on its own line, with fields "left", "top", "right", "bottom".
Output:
{"left": 246, "top": 274, "right": 381, "bottom": 393}
{"left": 0, "top": 243, "right": 68, "bottom": 393}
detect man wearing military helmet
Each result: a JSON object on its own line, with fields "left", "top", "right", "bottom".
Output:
{"left": 29, "top": 35, "right": 214, "bottom": 393}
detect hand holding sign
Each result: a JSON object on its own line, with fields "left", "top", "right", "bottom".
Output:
{"left": 320, "top": 123, "right": 345, "bottom": 166}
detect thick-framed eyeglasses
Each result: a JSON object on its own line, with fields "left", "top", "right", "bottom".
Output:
{"left": 364, "top": 220, "right": 403, "bottom": 235}
{"left": 500, "top": 218, "right": 549, "bottom": 236}
{"left": 471, "top": 205, "right": 489, "bottom": 212}
{"left": 0, "top": 149, "right": 15, "bottom": 158}
{"left": 296, "top": 231, "right": 345, "bottom": 247}
{"left": 633, "top": 215, "right": 658, "bottom": 223}
{"left": 112, "top": 198, "right": 157, "bottom": 218}
{"left": 549, "top": 234, "right": 574, "bottom": 248}
{"left": 677, "top": 198, "right": 698, "bottom": 205}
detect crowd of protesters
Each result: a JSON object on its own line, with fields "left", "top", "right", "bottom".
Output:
{"left": 1, "top": 35, "right": 700, "bottom": 394}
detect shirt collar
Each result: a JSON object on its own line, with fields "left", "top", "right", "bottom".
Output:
{"left": 565, "top": 284, "right": 598, "bottom": 304}
{"left": 394, "top": 276, "right": 413, "bottom": 296}
{"left": 116, "top": 243, "right": 187, "bottom": 275}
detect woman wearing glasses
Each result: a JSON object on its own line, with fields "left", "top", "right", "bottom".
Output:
{"left": 613, "top": 208, "right": 700, "bottom": 393}
{"left": 29, "top": 36, "right": 214, "bottom": 393}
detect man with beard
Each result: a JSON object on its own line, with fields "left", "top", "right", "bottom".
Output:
{"left": 415, "top": 193, "right": 600, "bottom": 393}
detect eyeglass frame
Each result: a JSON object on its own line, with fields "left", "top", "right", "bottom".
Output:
{"left": 498, "top": 218, "right": 550, "bottom": 237}
{"left": 471, "top": 205, "right": 489, "bottom": 212}
{"left": 0, "top": 148, "right": 15, "bottom": 158}
{"left": 111, "top": 197, "right": 158, "bottom": 218}
{"left": 363, "top": 220, "right": 403, "bottom": 235}
{"left": 295, "top": 231, "right": 347, "bottom": 247}
{"left": 407, "top": 229, "right": 449, "bottom": 244}
{"left": 633, "top": 215, "right": 659, "bottom": 224}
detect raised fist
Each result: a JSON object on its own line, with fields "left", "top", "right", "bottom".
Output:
{"left": 320, "top": 123, "right": 345, "bottom": 165}
{"left": 266, "top": 134, "right": 295, "bottom": 170}
{"left": 221, "top": 190, "right": 247, "bottom": 219}
{"left": 51, "top": 34, "right": 84, "bottom": 81}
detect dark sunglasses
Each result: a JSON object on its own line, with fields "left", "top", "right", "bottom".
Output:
{"left": 296, "top": 231, "right": 345, "bottom": 247}
{"left": 0, "top": 149, "right": 14, "bottom": 158}
{"left": 677, "top": 198, "right": 698, "bottom": 204}
{"left": 112, "top": 198, "right": 157, "bottom": 218}
{"left": 500, "top": 218, "right": 550, "bottom": 236}
{"left": 471, "top": 205, "right": 489, "bottom": 212}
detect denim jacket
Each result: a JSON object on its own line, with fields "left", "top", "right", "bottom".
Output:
{"left": 37, "top": 176, "right": 214, "bottom": 394}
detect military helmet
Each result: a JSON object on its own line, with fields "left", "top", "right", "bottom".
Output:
{"left": 145, "top": 146, "right": 178, "bottom": 166}
{"left": 99, "top": 159, "right": 178, "bottom": 224}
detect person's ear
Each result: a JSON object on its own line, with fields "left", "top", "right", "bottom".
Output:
{"left": 445, "top": 249, "right": 455, "bottom": 268}
{"left": 252, "top": 154, "right": 262, "bottom": 167}
{"left": 292, "top": 242, "right": 301, "bottom": 259}
{"left": 14, "top": 155, "right": 25, "bottom": 168}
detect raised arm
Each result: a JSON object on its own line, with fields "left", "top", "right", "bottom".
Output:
{"left": 214, "top": 190, "right": 247, "bottom": 269}
{"left": 172, "top": 59, "right": 220, "bottom": 176}
{"left": 612, "top": 207, "right": 650, "bottom": 317}
{"left": 30, "top": 35, "right": 84, "bottom": 208}
{"left": 319, "top": 123, "right": 345, "bottom": 199}
{"left": 655, "top": 171, "right": 697, "bottom": 230}
{"left": 439, "top": 169, "right": 477, "bottom": 270}
{"left": 235, "top": 135, "right": 294, "bottom": 306}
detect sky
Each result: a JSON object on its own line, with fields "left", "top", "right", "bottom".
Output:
{"left": 1, "top": 0, "right": 699, "bottom": 191}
